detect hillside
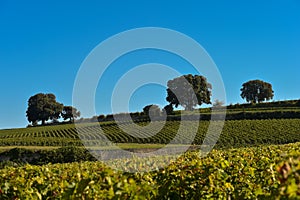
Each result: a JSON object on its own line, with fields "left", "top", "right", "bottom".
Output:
{"left": 0, "top": 119, "right": 299, "bottom": 150}
{"left": 0, "top": 100, "right": 299, "bottom": 150}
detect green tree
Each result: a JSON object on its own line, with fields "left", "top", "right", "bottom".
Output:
{"left": 240, "top": 80, "right": 274, "bottom": 103}
{"left": 166, "top": 74, "right": 212, "bottom": 111}
{"left": 213, "top": 99, "right": 225, "bottom": 108}
{"left": 61, "top": 106, "right": 81, "bottom": 122}
{"left": 26, "top": 93, "right": 63, "bottom": 125}
{"left": 163, "top": 104, "right": 174, "bottom": 115}
{"left": 143, "top": 104, "right": 161, "bottom": 117}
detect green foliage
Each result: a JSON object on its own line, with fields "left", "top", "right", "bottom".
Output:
{"left": 0, "top": 123, "right": 83, "bottom": 146}
{"left": 77, "top": 99, "right": 300, "bottom": 123}
{"left": 61, "top": 106, "right": 81, "bottom": 122}
{"left": 0, "top": 147, "right": 97, "bottom": 167}
{"left": 26, "top": 93, "right": 63, "bottom": 125}
{"left": 213, "top": 99, "right": 225, "bottom": 108}
{"left": 163, "top": 104, "right": 174, "bottom": 115}
{"left": 241, "top": 80, "right": 274, "bottom": 103}
{"left": 222, "top": 110, "right": 300, "bottom": 120}
{"left": 227, "top": 99, "right": 300, "bottom": 110}
{"left": 1, "top": 143, "right": 300, "bottom": 199}
{"left": 166, "top": 74, "right": 212, "bottom": 110}
{"left": 276, "top": 157, "right": 300, "bottom": 198}
{"left": 142, "top": 104, "right": 161, "bottom": 117}
{"left": 1, "top": 119, "right": 300, "bottom": 148}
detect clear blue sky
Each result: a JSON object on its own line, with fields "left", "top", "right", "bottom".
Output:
{"left": 0, "top": 0, "right": 299, "bottom": 129}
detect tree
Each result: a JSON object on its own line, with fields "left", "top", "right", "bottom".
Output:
{"left": 166, "top": 74, "right": 212, "bottom": 111}
{"left": 240, "top": 80, "right": 274, "bottom": 103}
{"left": 163, "top": 104, "right": 174, "bottom": 115}
{"left": 143, "top": 104, "right": 161, "bottom": 117}
{"left": 213, "top": 99, "right": 225, "bottom": 108}
{"left": 61, "top": 106, "right": 81, "bottom": 122}
{"left": 26, "top": 93, "right": 63, "bottom": 125}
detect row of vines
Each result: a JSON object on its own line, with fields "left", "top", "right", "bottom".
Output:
{"left": 0, "top": 119, "right": 299, "bottom": 148}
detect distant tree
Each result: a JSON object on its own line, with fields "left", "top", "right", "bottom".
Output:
{"left": 166, "top": 74, "right": 212, "bottom": 111}
{"left": 26, "top": 93, "right": 63, "bottom": 125}
{"left": 143, "top": 104, "right": 161, "bottom": 117}
{"left": 213, "top": 99, "right": 225, "bottom": 108}
{"left": 90, "top": 116, "right": 98, "bottom": 122}
{"left": 97, "top": 115, "right": 106, "bottom": 122}
{"left": 163, "top": 104, "right": 174, "bottom": 115}
{"left": 240, "top": 80, "right": 274, "bottom": 103}
{"left": 61, "top": 106, "right": 81, "bottom": 122}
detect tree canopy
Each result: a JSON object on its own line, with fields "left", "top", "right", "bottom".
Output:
{"left": 240, "top": 80, "right": 274, "bottom": 103}
{"left": 166, "top": 74, "right": 212, "bottom": 111}
{"left": 163, "top": 104, "right": 174, "bottom": 115}
{"left": 61, "top": 106, "right": 81, "bottom": 122}
{"left": 143, "top": 104, "right": 161, "bottom": 117}
{"left": 213, "top": 99, "right": 225, "bottom": 108}
{"left": 26, "top": 93, "right": 63, "bottom": 125}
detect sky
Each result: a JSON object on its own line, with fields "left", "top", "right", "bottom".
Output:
{"left": 0, "top": 0, "right": 299, "bottom": 129}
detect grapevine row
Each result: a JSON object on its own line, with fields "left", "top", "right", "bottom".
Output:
{"left": 0, "top": 119, "right": 299, "bottom": 148}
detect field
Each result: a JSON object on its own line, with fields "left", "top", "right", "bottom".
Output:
{"left": 1, "top": 142, "right": 300, "bottom": 199}
{"left": 0, "top": 119, "right": 300, "bottom": 149}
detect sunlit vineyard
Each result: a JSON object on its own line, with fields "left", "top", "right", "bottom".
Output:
{"left": 1, "top": 142, "right": 300, "bottom": 199}
{"left": 0, "top": 119, "right": 299, "bottom": 148}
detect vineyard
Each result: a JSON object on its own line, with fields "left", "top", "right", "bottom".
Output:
{"left": 0, "top": 119, "right": 300, "bottom": 148}
{"left": 0, "top": 114, "right": 300, "bottom": 199}
{"left": 1, "top": 142, "right": 300, "bottom": 199}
